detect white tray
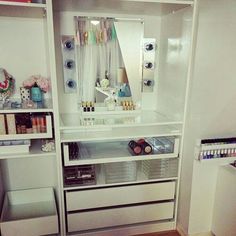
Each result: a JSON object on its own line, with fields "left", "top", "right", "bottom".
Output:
{"left": 0, "top": 188, "right": 59, "bottom": 236}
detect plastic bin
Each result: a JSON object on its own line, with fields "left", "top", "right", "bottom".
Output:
{"left": 104, "top": 161, "right": 137, "bottom": 184}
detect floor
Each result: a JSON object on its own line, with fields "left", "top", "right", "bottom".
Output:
{"left": 136, "top": 231, "right": 180, "bottom": 236}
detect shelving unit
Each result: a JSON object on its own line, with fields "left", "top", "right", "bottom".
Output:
{"left": 53, "top": 0, "right": 197, "bottom": 235}
{"left": 0, "top": 1, "right": 60, "bottom": 236}
{"left": 0, "top": 0, "right": 198, "bottom": 235}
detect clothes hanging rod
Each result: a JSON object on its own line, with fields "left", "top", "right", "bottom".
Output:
{"left": 75, "top": 16, "right": 143, "bottom": 23}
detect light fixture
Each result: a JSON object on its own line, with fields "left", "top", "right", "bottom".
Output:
{"left": 91, "top": 20, "right": 100, "bottom": 26}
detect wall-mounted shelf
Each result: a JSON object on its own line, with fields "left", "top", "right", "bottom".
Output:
{"left": 196, "top": 137, "right": 236, "bottom": 161}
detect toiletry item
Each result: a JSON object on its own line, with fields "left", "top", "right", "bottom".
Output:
{"left": 36, "top": 116, "right": 41, "bottom": 133}
{"left": 31, "top": 83, "right": 42, "bottom": 102}
{"left": 6, "top": 114, "right": 16, "bottom": 134}
{"left": 16, "top": 125, "right": 22, "bottom": 134}
{"left": 21, "top": 125, "right": 26, "bottom": 134}
{"left": 86, "top": 101, "right": 90, "bottom": 112}
{"left": 105, "top": 97, "right": 116, "bottom": 111}
{"left": 137, "top": 139, "right": 153, "bottom": 155}
{"left": 40, "top": 116, "right": 46, "bottom": 133}
{"left": 128, "top": 140, "right": 142, "bottom": 155}
{"left": 91, "top": 102, "right": 95, "bottom": 112}
{"left": 31, "top": 116, "right": 37, "bottom": 133}
{"left": 20, "top": 87, "right": 30, "bottom": 102}
{"left": 0, "top": 114, "right": 6, "bottom": 135}
{"left": 81, "top": 101, "right": 86, "bottom": 112}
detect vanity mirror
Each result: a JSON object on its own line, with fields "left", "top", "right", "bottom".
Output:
{"left": 74, "top": 16, "right": 144, "bottom": 109}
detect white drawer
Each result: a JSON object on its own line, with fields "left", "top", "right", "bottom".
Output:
{"left": 67, "top": 202, "right": 174, "bottom": 232}
{"left": 66, "top": 181, "right": 175, "bottom": 211}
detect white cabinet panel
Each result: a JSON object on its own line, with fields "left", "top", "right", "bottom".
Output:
{"left": 66, "top": 181, "right": 175, "bottom": 211}
{"left": 67, "top": 202, "right": 174, "bottom": 232}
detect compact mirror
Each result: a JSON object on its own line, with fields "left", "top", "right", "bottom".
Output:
{"left": 74, "top": 17, "right": 144, "bottom": 106}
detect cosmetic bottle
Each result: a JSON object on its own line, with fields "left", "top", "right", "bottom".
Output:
{"left": 31, "top": 116, "right": 37, "bottom": 133}
{"left": 128, "top": 140, "right": 142, "bottom": 155}
{"left": 137, "top": 139, "right": 153, "bottom": 155}
{"left": 105, "top": 97, "right": 116, "bottom": 111}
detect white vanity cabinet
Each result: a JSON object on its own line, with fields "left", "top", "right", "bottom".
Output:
{"left": 54, "top": 0, "right": 197, "bottom": 235}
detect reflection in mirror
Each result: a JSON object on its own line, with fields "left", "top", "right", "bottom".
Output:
{"left": 74, "top": 17, "right": 143, "bottom": 108}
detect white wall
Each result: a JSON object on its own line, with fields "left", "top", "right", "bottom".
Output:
{"left": 178, "top": 0, "right": 236, "bottom": 234}
{"left": 0, "top": 16, "right": 48, "bottom": 100}
{"left": 157, "top": 6, "right": 193, "bottom": 121}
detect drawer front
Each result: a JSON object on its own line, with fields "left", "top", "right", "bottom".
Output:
{"left": 66, "top": 181, "right": 175, "bottom": 211}
{"left": 67, "top": 202, "right": 174, "bottom": 232}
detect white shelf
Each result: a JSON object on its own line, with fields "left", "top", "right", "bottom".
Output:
{"left": 61, "top": 125, "right": 181, "bottom": 143}
{"left": 0, "top": 108, "right": 53, "bottom": 114}
{"left": 64, "top": 173, "right": 178, "bottom": 191}
{"left": 0, "top": 140, "right": 56, "bottom": 160}
{"left": 198, "top": 157, "right": 236, "bottom": 164}
{"left": 63, "top": 139, "right": 179, "bottom": 165}
{"left": 54, "top": 0, "right": 193, "bottom": 16}
{"left": 0, "top": 1, "right": 46, "bottom": 8}
{"left": 0, "top": 115, "right": 53, "bottom": 141}
{"left": 0, "top": 0, "right": 46, "bottom": 18}
{"left": 60, "top": 111, "right": 183, "bottom": 131}
{"left": 0, "top": 188, "right": 58, "bottom": 236}
{"left": 66, "top": 153, "right": 178, "bottom": 165}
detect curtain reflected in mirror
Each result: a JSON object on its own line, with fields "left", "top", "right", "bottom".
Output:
{"left": 75, "top": 17, "right": 143, "bottom": 106}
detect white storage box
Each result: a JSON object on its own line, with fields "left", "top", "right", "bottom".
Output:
{"left": 0, "top": 140, "right": 30, "bottom": 154}
{"left": 104, "top": 161, "right": 137, "bottom": 183}
{"left": 0, "top": 188, "right": 59, "bottom": 236}
{"left": 142, "top": 158, "right": 179, "bottom": 179}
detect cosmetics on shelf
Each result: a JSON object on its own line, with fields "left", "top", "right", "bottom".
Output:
{"left": 81, "top": 101, "right": 95, "bottom": 112}
{"left": 64, "top": 165, "right": 96, "bottom": 186}
{"left": 121, "top": 100, "right": 135, "bottom": 111}
{"left": 0, "top": 113, "right": 50, "bottom": 135}
{"left": 68, "top": 142, "right": 79, "bottom": 160}
{"left": 128, "top": 137, "right": 175, "bottom": 156}
{"left": 198, "top": 137, "right": 236, "bottom": 160}
{"left": 128, "top": 140, "right": 142, "bottom": 155}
